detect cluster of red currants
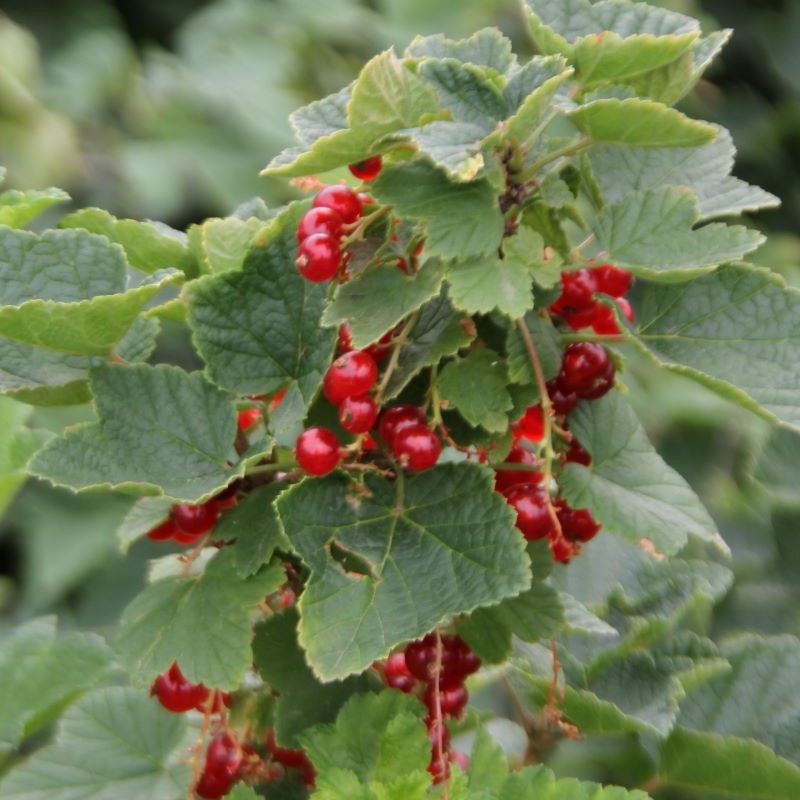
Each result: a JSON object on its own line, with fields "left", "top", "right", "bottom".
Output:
{"left": 294, "top": 157, "right": 383, "bottom": 284}
{"left": 151, "top": 661, "right": 229, "bottom": 715}
{"left": 381, "top": 632, "right": 479, "bottom": 783}
{"left": 294, "top": 344, "right": 442, "bottom": 477}
{"left": 146, "top": 492, "right": 236, "bottom": 546}
{"left": 548, "top": 264, "right": 633, "bottom": 334}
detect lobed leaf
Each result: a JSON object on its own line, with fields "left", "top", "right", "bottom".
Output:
{"left": 117, "top": 549, "right": 283, "bottom": 690}
{"left": 559, "top": 391, "right": 723, "bottom": 555}
{"left": 630, "top": 263, "right": 800, "bottom": 431}
{"left": 276, "top": 463, "right": 531, "bottom": 680}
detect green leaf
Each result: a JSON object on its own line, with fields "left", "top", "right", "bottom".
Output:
{"left": 591, "top": 187, "right": 764, "bottom": 277}
{"left": 0, "top": 269, "right": 181, "bottom": 357}
{"left": 588, "top": 126, "right": 779, "bottom": 220}
{"left": 226, "top": 786, "right": 261, "bottom": 800}
{"left": 445, "top": 227, "right": 548, "bottom": 319}
{"left": 116, "top": 496, "right": 173, "bottom": 552}
{"left": 506, "top": 311, "right": 562, "bottom": 386}
{"left": 264, "top": 51, "right": 440, "bottom": 177}
{"left": 212, "top": 485, "right": 290, "bottom": 576}
{"left": 321, "top": 259, "right": 446, "bottom": 350}
{"left": 252, "top": 608, "right": 370, "bottom": 748}
{"left": 394, "top": 120, "right": 488, "bottom": 182}
{"left": 0, "top": 687, "right": 190, "bottom": 800}
{"left": 631, "top": 264, "right": 800, "bottom": 431}
{"left": 59, "top": 207, "right": 196, "bottom": 277}
{"left": 300, "top": 692, "right": 429, "bottom": 784}
{"left": 496, "top": 763, "right": 650, "bottom": 799}
{"left": 29, "top": 363, "right": 243, "bottom": 502}
{"left": 370, "top": 161, "right": 504, "bottom": 262}
{"left": 188, "top": 216, "right": 263, "bottom": 275}
{"left": 676, "top": 635, "right": 800, "bottom": 762}
{"left": 505, "top": 58, "right": 574, "bottom": 145}
{"left": 418, "top": 59, "right": 507, "bottom": 128}
{"left": 0, "top": 187, "right": 69, "bottom": 228}
{"left": 573, "top": 32, "right": 698, "bottom": 89}
{"left": 117, "top": 549, "right": 283, "bottom": 690}
{"left": 187, "top": 204, "right": 336, "bottom": 404}
{"left": 0, "top": 227, "right": 126, "bottom": 304}
{"left": 752, "top": 427, "right": 800, "bottom": 507}
{"left": 0, "top": 396, "right": 41, "bottom": 515}
{"left": 523, "top": 0, "right": 699, "bottom": 56}
{"left": 659, "top": 728, "right": 800, "bottom": 800}
{"left": 0, "top": 618, "right": 114, "bottom": 753}
{"left": 467, "top": 728, "right": 509, "bottom": 791}
{"left": 276, "top": 463, "right": 531, "bottom": 680}
{"left": 437, "top": 349, "right": 512, "bottom": 432}
{"left": 569, "top": 99, "right": 716, "bottom": 148}
{"left": 405, "top": 29, "right": 515, "bottom": 74}
{"left": 559, "top": 391, "right": 723, "bottom": 555}
{"left": 384, "top": 291, "right": 473, "bottom": 399}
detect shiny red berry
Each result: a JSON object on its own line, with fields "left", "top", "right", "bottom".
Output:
{"left": 195, "top": 769, "right": 233, "bottom": 799}
{"left": 384, "top": 652, "right": 416, "bottom": 693}
{"left": 296, "top": 207, "right": 344, "bottom": 243}
{"left": 146, "top": 517, "right": 178, "bottom": 542}
{"left": 557, "top": 502, "right": 601, "bottom": 542}
{"left": 558, "top": 343, "right": 613, "bottom": 397}
{"left": 513, "top": 405, "right": 544, "bottom": 443}
{"left": 377, "top": 405, "right": 427, "bottom": 447}
{"left": 393, "top": 424, "right": 441, "bottom": 471}
{"left": 150, "top": 662, "right": 209, "bottom": 713}
{"left": 405, "top": 636, "right": 437, "bottom": 681}
{"left": 551, "top": 269, "right": 597, "bottom": 314}
{"left": 205, "top": 731, "right": 242, "bottom": 781}
{"left": 313, "top": 185, "right": 363, "bottom": 225}
{"left": 504, "top": 484, "right": 555, "bottom": 541}
{"left": 494, "top": 442, "right": 541, "bottom": 493}
{"left": 237, "top": 408, "right": 262, "bottom": 431}
{"left": 323, "top": 350, "right": 378, "bottom": 405}
{"left": 564, "top": 439, "right": 591, "bottom": 466}
{"left": 171, "top": 502, "right": 219, "bottom": 536}
{"left": 296, "top": 233, "right": 341, "bottom": 282}
{"left": 295, "top": 427, "right": 341, "bottom": 476}
{"left": 547, "top": 379, "right": 579, "bottom": 415}
{"left": 550, "top": 534, "right": 575, "bottom": 564}
{"left": 591, "top": 265, "right": 631, "bottom": 297}
{"left": 424, "top": 683, "right": 469, "bottom": 718}
{"left": 338, "top": 394, "right": 378, "bottom": 434}
{"left": 349, "top": 155, "right": 382, "bottom": 182}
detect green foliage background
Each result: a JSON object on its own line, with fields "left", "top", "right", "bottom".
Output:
{"left": 1, "top": 0, "right": 800, "bottom": 796}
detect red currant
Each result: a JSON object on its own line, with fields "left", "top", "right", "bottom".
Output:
{"left": 564, "top": 439, "right": 591, "bottom": 466}
{"left": 557, "top": 502, "right": 601, "bottom": 542}
{"left": 504, "top": 484, "right": 555, "bottom": 541}
{"left": 267, "top": 729, "right": 316, "bottom": 784}
{"left": 494, "top": 442, "right": 541, "bottom": 493}
{"left": 146, "top": 517, "right": 178, "bottom": 542}
{"left": 296, "top": 207, "right": 344, "bottom": 243}
{"left": 296, "top": 233, "right": 341, "bottom": 282}
{"left": 592, "top": 264, "right": 631, "bottom": 297}
{"left": 550, "top": 270, "right": 597, "bottom": 316}
{"left": 558, "top": 343, "right": 614, "bottom": 397}
{"left": 513, "top": 405, "right": 544, "bottom": 443}
{"left": 237, "top": 408, "right": 262, "bottom": 431}
{"left": 205, "top": 732, "right": 242, "bottom": 781}
{"left": 150, "top": 662, "right": 209, "bottom": 713}
{"left": 171, "top": 502, "right": 219, "bottom": 536}
{"left": 547, "top": 379, "right": 579, "bottom": 416}
{"left": 393, "top": 424, "right": 441, "bottom": 471}
{"left": 424, "top": 683, "right": 468, "bottom": 718}
{"left": 295, "top": 427, "right": 341, "bottom": 476}
{"left": 338, "top": 394, "right": 378, "bottom": 434}
{"left": 323, "top": 350, "right": 378, "bottom": 405}
{"left": 194, "top": 769, "right": 233, "bottom": 800}
{"left": 348, "top": 155, "right": 382, "bottom": 182}
{"left": 384, "top": 652, "right": 416, "bottom": 693}
{"left": 550, "top": 534, "right": 575, "bottom": 564}
{"left": 405, "top": 637, "right": 437, "bottom": 681}
{"left": 313, "top": 185, "right": 363, "bottom": 225}
{"left": 377, "top": 405, "right": 427, "bottom": 447}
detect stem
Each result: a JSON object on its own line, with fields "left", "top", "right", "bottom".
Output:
{"left": 514, "top": 317, "right": 563, "bottom": 539}
{"left": 522, "top": 137, "right": 592, "bottom": 180}
{"left": 561, "top": 332, "right": 627, "bottom": 345}
{"left": 245, "top": 462, "right": 292, "bottom": 476}
{"left": 341, "top": 204, "right": 390, "bottom": 245}
{"left": 374, "top": 308, "right": 421, "bottom": 406}
{"left": 432, "top": 628, "right": 449, "bottom": 799}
